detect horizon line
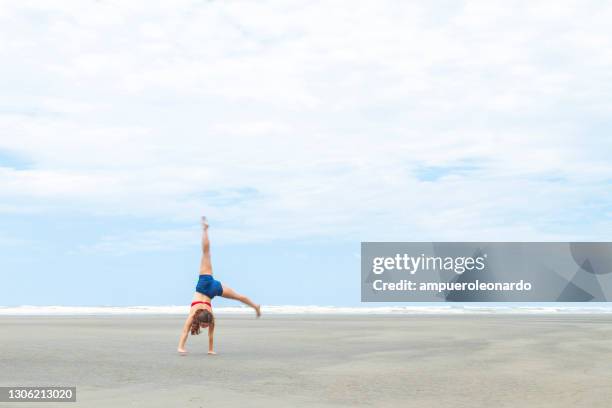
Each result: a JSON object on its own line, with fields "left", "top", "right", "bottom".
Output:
{"left": 2, "top": 304, "right": 612, "bottom": 316}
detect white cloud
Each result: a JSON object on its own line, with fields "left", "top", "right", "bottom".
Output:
{"left": 77, "top": 227, "right": 199, "bottom": 255}
{"left": 1, "top": 0, "right": 611, "bottom": 245}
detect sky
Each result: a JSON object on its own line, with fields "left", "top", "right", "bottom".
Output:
{"left": 0, "top": 0, "right": 611, "bottom": 306}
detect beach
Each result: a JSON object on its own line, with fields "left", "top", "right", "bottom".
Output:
{"left": 1, "top": 314, "right": 612, "bottom": 407}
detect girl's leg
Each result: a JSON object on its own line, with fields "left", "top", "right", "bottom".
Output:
{"left": 199, "top": 219, "right": 212, "bottom": 275}
{"left": 221, "top": 285, "right": 261, "bottom": 317}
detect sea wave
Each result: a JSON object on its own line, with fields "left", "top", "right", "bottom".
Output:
{"left": 1, "top": 305, "right": 612, "bottom": 316}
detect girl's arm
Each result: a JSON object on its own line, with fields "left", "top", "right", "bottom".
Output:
{"left": 177, "top": 314, "right": 193, "bottom": 353}
{"left": 207, "top": 322, "right": 216, "bottom": 354}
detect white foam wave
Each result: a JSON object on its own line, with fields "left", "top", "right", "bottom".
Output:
{"left": 1, "top": 305, "right": 612, "bottom": 316}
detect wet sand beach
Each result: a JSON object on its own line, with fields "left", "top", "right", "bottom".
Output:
{"left": 1, "top": 314, "right": 611, "bottom": 407}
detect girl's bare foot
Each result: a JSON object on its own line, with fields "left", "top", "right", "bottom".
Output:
{"left": 178, "top": 348, "right": 188, "bottom": 355}
{"left": 208, "top": 351, "right": 217, "bottom": 355}
{"left": 255, "top": 304, "right": 261, "bottom": 318}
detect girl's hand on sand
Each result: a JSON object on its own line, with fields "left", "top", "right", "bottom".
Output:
{"left": 208, "top": 350, "right": 217, "bottom": 355}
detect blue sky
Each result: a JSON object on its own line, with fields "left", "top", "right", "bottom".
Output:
{"left": 1, "top": 1, "right": 611, "bottom": 306}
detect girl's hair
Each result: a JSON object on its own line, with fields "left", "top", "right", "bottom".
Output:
{"left": 190, "top": 309, "right": 214, "bottom": 335}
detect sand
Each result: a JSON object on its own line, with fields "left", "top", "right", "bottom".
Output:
{"left": 1, "top": 314, "right": 612, "bottom": 407}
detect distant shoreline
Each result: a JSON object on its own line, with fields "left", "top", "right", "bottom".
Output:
{"left": 2, "top": 305, "right": 612, "bottom": 316}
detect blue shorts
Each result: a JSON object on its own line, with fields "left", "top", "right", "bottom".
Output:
{"left": 196, "top": 275, "right": 224, "bottom": 299}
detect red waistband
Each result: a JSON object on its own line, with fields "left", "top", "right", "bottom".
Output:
{"left": 191, "top": 301, "right": 212, "bottom": 308}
